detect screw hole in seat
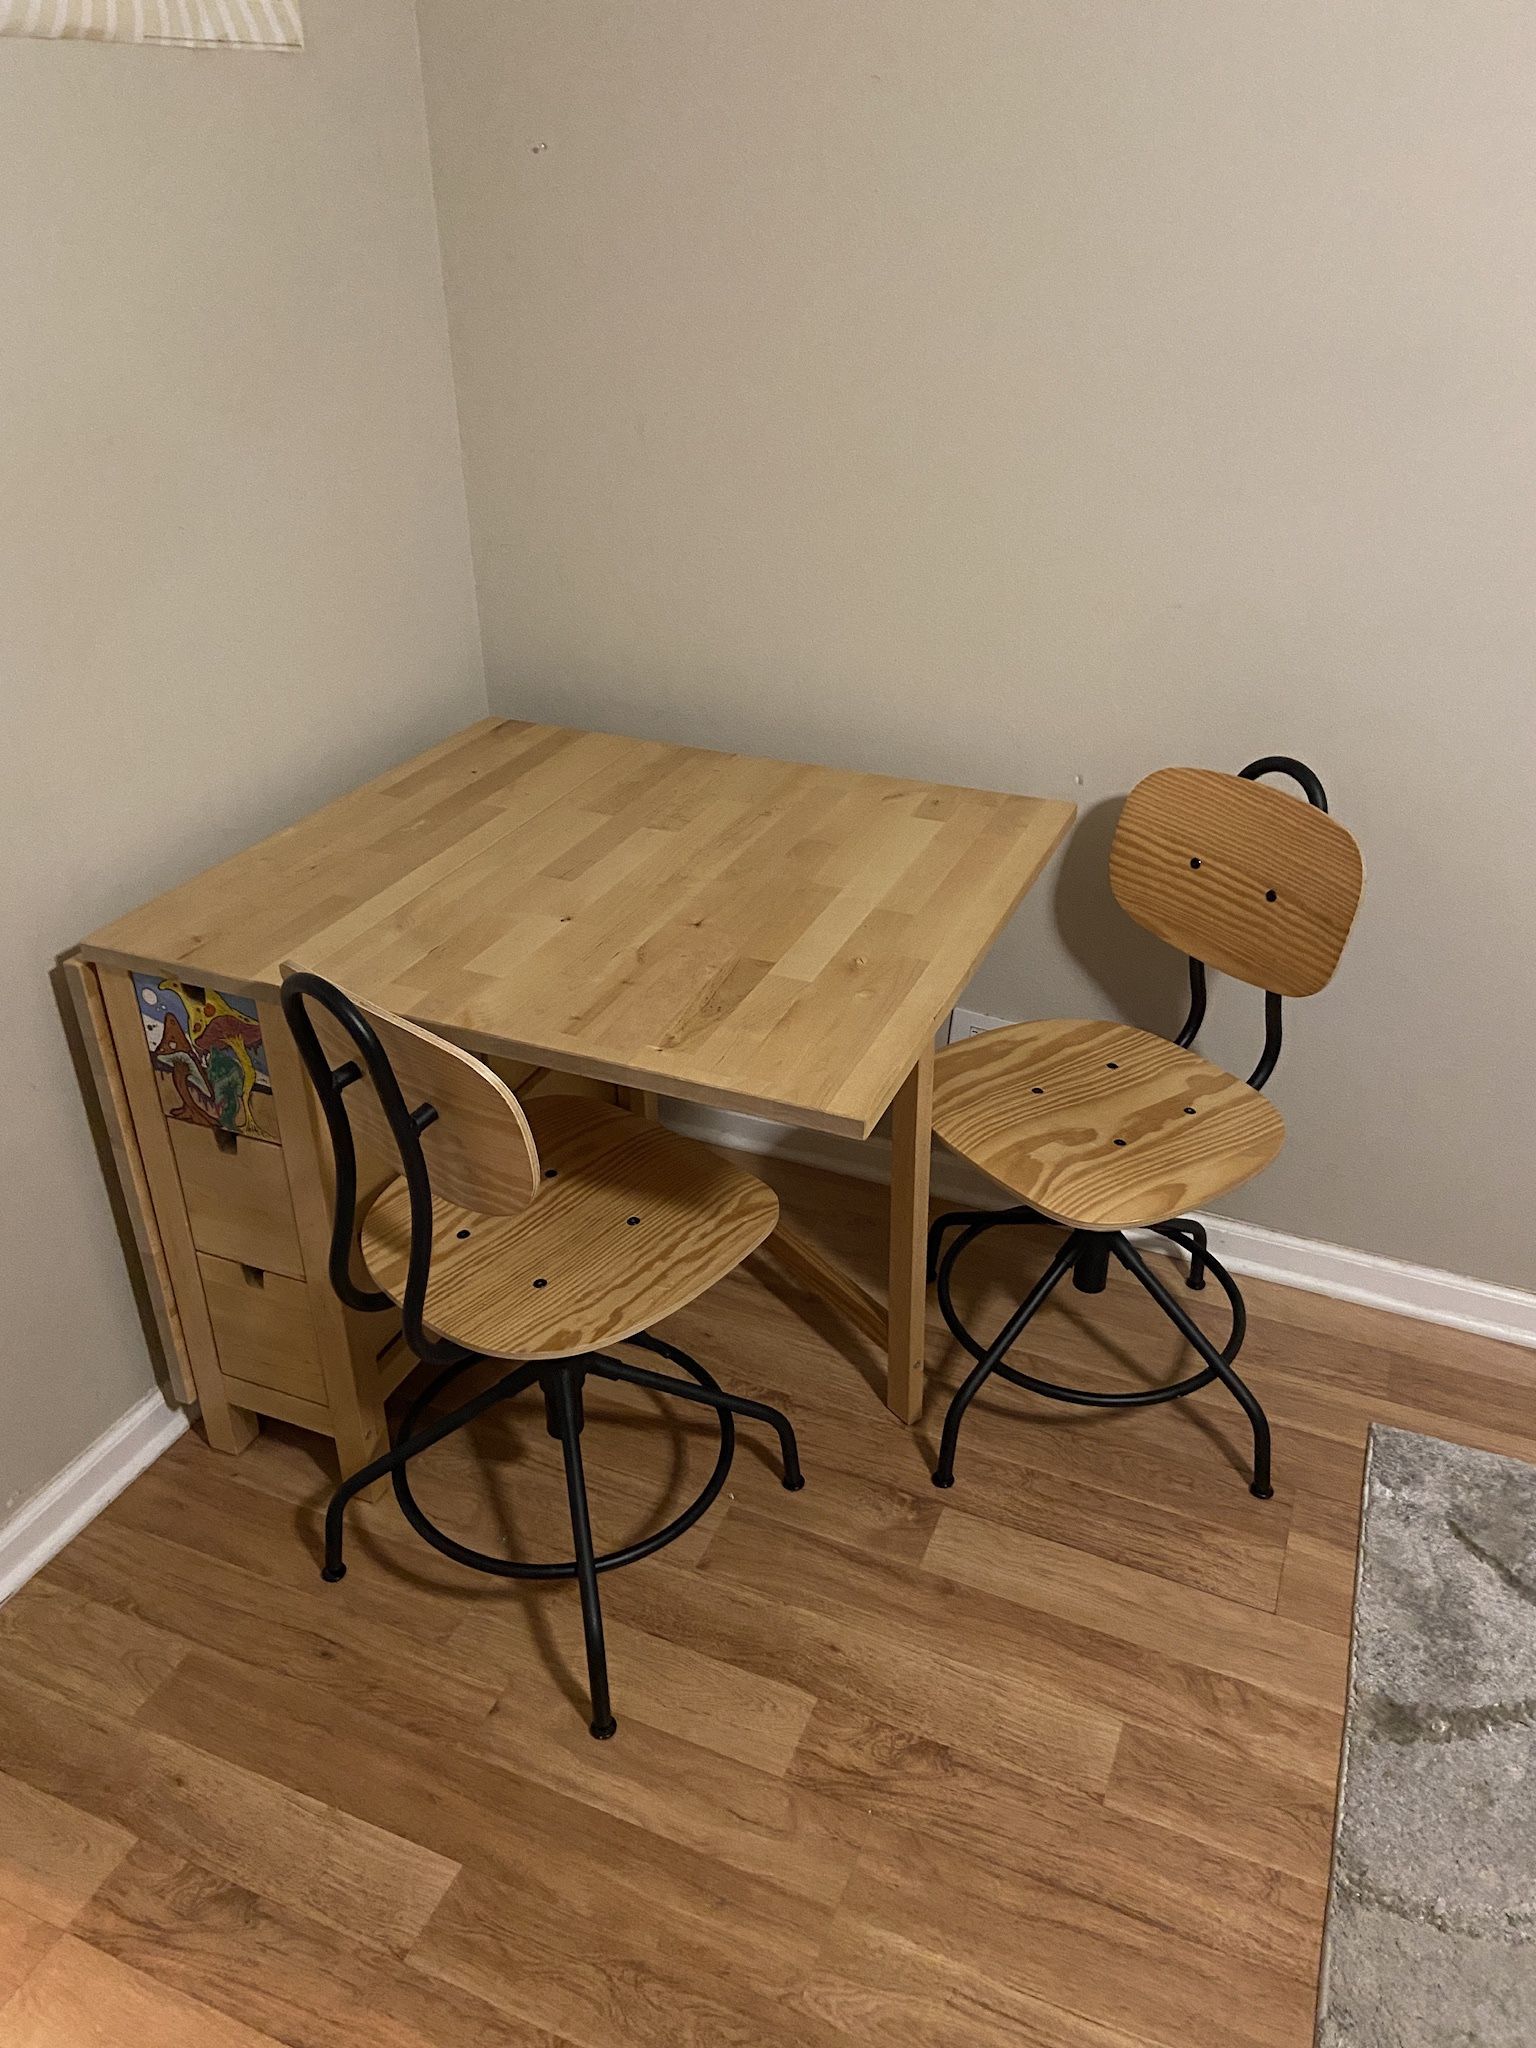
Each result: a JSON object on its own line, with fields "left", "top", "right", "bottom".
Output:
{"left": 1113, "top": 1138, "right": 1127, "bottom": 1147}
{"left": 1265, "top": 889, "right": 1278, "bottom": 902}
{"left": 533, "top": 1277, "right": 548, "bottom": 1289}
{"left": 456, "top": 1229, "right": 471, "bottom": 1240}
{"left": 1189, "top": 856, "right": 1202, "bottom": 869}
{"left": 1030, "top": 1086, "right": 1045, "bottom": 1096}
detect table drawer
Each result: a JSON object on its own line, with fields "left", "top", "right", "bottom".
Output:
{"left": 198, "top": 1253, "right": 326, "bottom": 1404}
{"left": 169, "top": 1121, "right": 304, "bottom": 1279}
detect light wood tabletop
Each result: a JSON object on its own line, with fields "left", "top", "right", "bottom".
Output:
{"left": 76, "top": 719, "right": 1073, "bottom": 1440}
{"left": 84, "top": 719, "right": 1073, "bottom": 1138}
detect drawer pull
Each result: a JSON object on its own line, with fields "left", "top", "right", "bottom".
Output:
{"left": 241, "top": 1264, "right": 266, "bottom": 1290}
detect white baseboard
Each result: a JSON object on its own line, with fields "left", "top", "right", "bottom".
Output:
{"left": 663, "top": 1101, "right": 1536, "bottom": 1353}
{"left": 1149, "top": 1214, "right": 1536, "bottom": 1349}
{"left": 0, "top": 1389, "right": 188, "bottom": 1608}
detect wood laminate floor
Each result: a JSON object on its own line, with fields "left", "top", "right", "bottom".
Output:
{"left": 4, "top": 1157, "right": 1534, "bottom": 2047}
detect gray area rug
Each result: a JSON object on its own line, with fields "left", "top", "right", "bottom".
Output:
{"left": 1318, "top": 1424, "right": 1536, "bottom": 2045}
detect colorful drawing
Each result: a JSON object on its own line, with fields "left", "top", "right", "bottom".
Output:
{"left": 132, "top": 975, "right": 275, "bottom": 1140}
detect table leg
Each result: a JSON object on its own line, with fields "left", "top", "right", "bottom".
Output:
{"left": 886, "top": 1045, "right": 934, "bottom": 1423}
{"left": 614, "top": 1085, "right": 662, "bottom": 1120}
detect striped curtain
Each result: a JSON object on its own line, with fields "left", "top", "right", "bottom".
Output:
{"left": 0, "top": 0, "right": 301, "bottom": 47}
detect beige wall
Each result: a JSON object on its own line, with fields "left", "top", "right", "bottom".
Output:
{"left": 418, "top": 0, "right": 1536, "bottom": 1290}
{"left": 0, "top": 1, "right": 484, "bottom": 1517}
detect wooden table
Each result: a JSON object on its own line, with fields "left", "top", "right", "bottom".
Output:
{"left": 68, "top": 719, "right": 1073, "bottom": 1479}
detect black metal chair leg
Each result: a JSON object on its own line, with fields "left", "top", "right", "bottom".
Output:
{"left": 927, "top": 1204, "right": 1052, "bottom": 1282}
{"left": 1158, "top": 1216, "right": 1208, "bottom": 1290}
{"left": 1109, "top": 1236, "right": 1273, "bottom": 1499}
{"left": 926, "top": 1213, "right": 951, "bottom": 1283}
{"left": 589, "top": 1354, "right": 805, "bottom": 1490}
{"left": 928, "top": 1209, "right": 995, "bottom": 1282}
{"left": 543, "top": 1365, "right": 585, "bottom": 1439}
{"left": 1072, "top": 1234, "right": 1111, "bottom": 1295}
{"left": 933, "top": 1234, "right": 1082, "bottom": 1489}
{"left": 546, "top": 1367, "right": 617, "bottom": 1739}
{"left": 321, "top": 1358, "right": 538, "bottom": 1581}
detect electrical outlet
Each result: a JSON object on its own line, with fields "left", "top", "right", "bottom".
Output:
{"left": 947, "top": 1007, "right": 1013, "bottom": 1044}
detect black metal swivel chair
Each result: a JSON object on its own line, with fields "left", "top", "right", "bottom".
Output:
{"left": 280, "top": 969, "right": 803, "bottom": 1739}
{"left": 925, "top": 758, "right": 1363, "bottom": 1500}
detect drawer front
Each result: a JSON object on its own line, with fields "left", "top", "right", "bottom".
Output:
{"left": 131, "top": 973, "right": 278, "bottom": 1142}
{"left": 170, "top": 1120, "right": 304, "bottom": 1279}
{"left": 198, "top": 1253, "right": 326, "bottom": 1404}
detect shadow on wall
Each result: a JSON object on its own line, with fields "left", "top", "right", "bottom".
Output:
{"left": 1051, "top": 796, "right": 1188, "bottom": 1037}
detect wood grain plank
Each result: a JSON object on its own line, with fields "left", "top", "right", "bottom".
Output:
{"left": 44, "top": 1517, "right": 499, "bottom": 1742}
{"left": 103, "top": 1444, "right": 511, "bottom": 1672}
{"left": 1275, "top": 1488, "right": 1363, "bottom": 1636}
{"left": 839, "top": 1819, "right": 1318, "bottom": 2048}
{"left": 472, "top": 1610, "right": 817, "bottom": 1778}
{"left": 0, "top": 1774, "right": 134, "bottom": 1929}
{"left": 73, "top": 1843, "right": 564, "bottom": 2048}
{"left": 788, "top": 1699, "right": 1077, "bottom": 1866}
{"left": 0, "top": 1933, "right": 282, "bottom": 2048}
{"left": 618, "top": 1526, "right": 1123, "bottom": 1791}
{"left": 0, "top": 1900, "right": 61, "bottom": 2012}
{"left": 797, "top": 1917, "right": 1151, "bottom": 2048}
{"left": 0, "top": 1579, "right": 189, "bottom": 1719}
{"left": 0, "top": 1670, "right": 457, "bottom": 1954}
{"left": 134, "top": 1656, "right": 834, "bottom": 2048}
{"left": 920, "top": 1450, "right": 1288, "bottom": 1609}
{"left": 412, "top": 1858, "right": 840, "bottom": 2048}
{"left": 791, "top": 1713, "right": 1323, "bottom": 1978}
{"left": 699, "top": 1506, "right": 1338, "bottom": 1788}
{"left": 923, "top": 1509, "right": 1348, "bottom": 1709}
{"left": 136, "top": 1652, "right": 826, "bottom": 1969}
{"left": 1106, "top": 1724, "right": 1338, "bottom": 1887}
{"left": 465, "top": 1691, "right": 862, "bottom": 1905}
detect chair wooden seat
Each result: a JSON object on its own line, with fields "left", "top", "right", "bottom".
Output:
{"left": 932, "top": 1017, "right": 1286, "bottom": 1232}
{"left": 360, "top": 1094, "right": 779, "bottom": 1361}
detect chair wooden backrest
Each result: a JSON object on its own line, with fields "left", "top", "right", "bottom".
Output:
{"left": 281, "top": 966, "right": 542, "bottom": 1365}
{"left": 1108, "top": 767, "right": 1363, "bottom": 999}
{"left": 293, "top": 976, "right": 540, "bottom": 1215}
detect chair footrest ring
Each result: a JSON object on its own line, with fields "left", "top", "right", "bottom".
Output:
{"left": 932, "top": 1207, "right": 1246, "bottom": 1407}
{"left": 388, "top": 1339, "right": 736, "bottom": 1582}
{"left": 990, "top": 1357, "right": 1221, "bottom": 1408}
